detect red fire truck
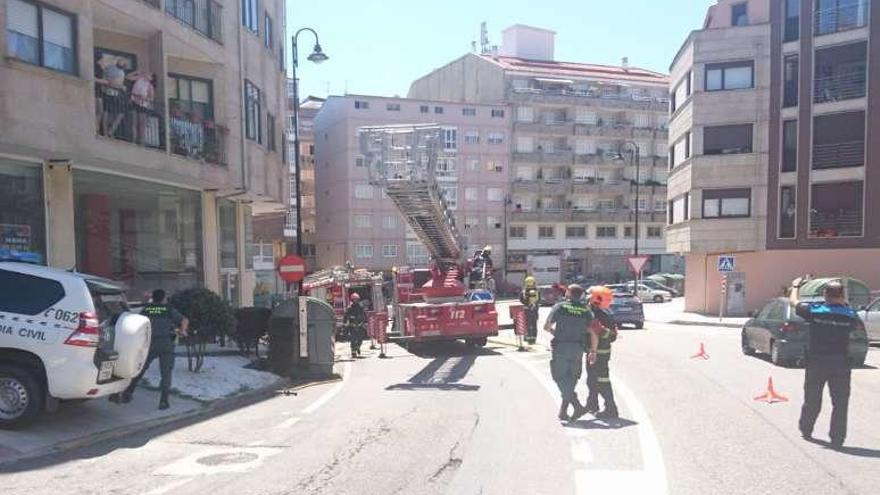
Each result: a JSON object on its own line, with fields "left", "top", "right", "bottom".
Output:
{"left": 302, "top": 265, "right": 385, "bottom": 339}
{"left": 360, "top": 124, "right": 498, "bottom": 347}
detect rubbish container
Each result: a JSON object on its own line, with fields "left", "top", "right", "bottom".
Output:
{"left": 268, "top": 297, "right": 336, "bottom": 377}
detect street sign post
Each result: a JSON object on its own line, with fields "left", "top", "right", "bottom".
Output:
{"left": 278, "top": 254, "right": 307, "bottom": 284}
{"left": 717, "top": 255, "right": 735, "bottom": 273}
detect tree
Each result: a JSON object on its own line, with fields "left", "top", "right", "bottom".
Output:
{"left": 170, "top": 288, "right": 236, "bottom": 372}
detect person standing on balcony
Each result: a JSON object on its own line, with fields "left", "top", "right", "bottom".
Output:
{"left": 96, "top": 56, "right": 130, "bottom": 138}
{"left": 130, "top": 72, "right": 156, "bottom": 146}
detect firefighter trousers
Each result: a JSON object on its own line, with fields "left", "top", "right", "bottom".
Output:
{"left": 349, "top": 324, "right": 366, "bottom": 355}
{"left": 550, "top": 345, "right": 584, "bottom": 402}
{"left": 799, "top": 355, "right": 851, "bottom": 443}
{"left": 586, "top": 354, "right": 617, "bottom": 414}
{"left": 525, "top": 308, "right": 539, "bottom": 342}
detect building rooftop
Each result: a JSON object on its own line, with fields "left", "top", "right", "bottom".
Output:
{"left": 480, "top": 54, "right": 669, "bottom": 86}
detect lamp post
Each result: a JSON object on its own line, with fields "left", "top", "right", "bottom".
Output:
{"left": 290, "top": 28, "right": 328, "bottom": 291}
{"left": 618, "top": 140, "right": 641, "bottom": 294}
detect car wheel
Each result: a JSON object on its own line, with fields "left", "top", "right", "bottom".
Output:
{"left": 0, "top": 364, "right": 43, "bottom": 430}
{"left": 634, "top": 321, "right": 644, "bottom": 330}
{"left": 770, "top": 341, "right": 785, "bottom": 367}
{"left": 741, "top": 332, "right": 755, "bottom": 356}
{"left": 653, "top": 295, "right": 664, "bottom": 303}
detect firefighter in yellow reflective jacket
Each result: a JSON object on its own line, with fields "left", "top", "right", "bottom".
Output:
{"left": 586, "top": 287, "right": 619, "bottom": 419}
{"left": 520, "top": 276, "right": 540, "bottom": 344}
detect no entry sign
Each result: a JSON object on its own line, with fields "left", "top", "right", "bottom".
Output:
{"left": 277, "top": 254, "right": 307, "bottom": 283}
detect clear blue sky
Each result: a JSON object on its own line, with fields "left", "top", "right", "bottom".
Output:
{"left": 286, "top": 0, "right": 710, "bottom": 99}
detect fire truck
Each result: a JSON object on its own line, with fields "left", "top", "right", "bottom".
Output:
{"left": 302, "top": 264, "right": 385, "bottom": 340}
{"left": 360, "top": 124, "right": 498, "bottom": 347}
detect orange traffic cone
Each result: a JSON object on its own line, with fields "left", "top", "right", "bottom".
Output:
{"left": 690, "top": 342, "right": 710, "bottom": 360}
{"left": 753, "top": 377, "right": 789, "bottom": 403}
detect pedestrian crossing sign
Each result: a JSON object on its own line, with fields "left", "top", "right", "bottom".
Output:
{"left": 717, "top": 256, "right": 735, "bottom": 273}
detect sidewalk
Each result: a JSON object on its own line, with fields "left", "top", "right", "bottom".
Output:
{"left": 644, "top": 299, "right": 748, "bottom": 328}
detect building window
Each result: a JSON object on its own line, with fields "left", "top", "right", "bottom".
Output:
{"left": 491, "top": 109, "right": 505, "bottom": 118}
{"left": 244, "top": 80, "right": 262, "bottom": 143}
{"left": 439, "top": 185, "right": 457, "bottom": 208}
{"left": 382, "top": 245, "right": 398, "bottom": 258}
{"left": 264, "top": 13, "right": 273, "bottom": 49}
{"left": 382, "top": 215, "right": 397, "bottom": 229}
{"left": 463, "top": 216, "right": 478, "bottom": 230}
{"left": 169, "top": 74, "right": 215, "bottom": 120}
{"left": 464, "top": 131, "right": 480, "bottom": 145}
{"left": 266, "top": 113, "right": 276, "bottom": 151}
{"left": 702, "top": 188, "right": 751, "bottom": 218}
{"left": 488, "top": 133, "right": 505, "bottom": 145}
{"left": 647, "top": 226, "right": 663, "bottom": 239}
{"left": 566, "top": 226, "right": 587, "bottom": 239}
{"left": 443, "top": 128, "right": 457, "bottom": 151}
{"left": 386, "top": 102, "right": 401, "bottom": 111}
{"left": 464, "top": 187, "right": 478, "bottom": 201}
{"left": 354, "top": 100, "right": 369, "bottom": 110}
{"left": 783, "top": 55, "right": 799, "bottom": 107}
{"left": 354, "top": 184, "right": 373, "bottom": 199}
{"left": 623, "top": 226, "right": 634, "bottom": 239}
{"left": 670, "top": 193, "right": 689, "bottom": 224}
{"left": 538, "top": 226, "right": 555, "bottom": 239}
{"left": 731, "top": 2, "right": 748, "bottom": 26}
{"left": 596, "top": 226, "right": 617, "bottom": 239}
{"left": 516, "top": 136, "right": 534, "bottom": 153}
{"left": 6, "top": 0, "right": 76, "bottom": 74}
{"left": 809, "top": 181, "right": 863, "bottom": 238}
{"left": 814, "top": 42, "right": 867, "bottom": 104}
{"left": 434, "top": 106, "right": 444, "bottom": 114}
{"left": 812, "top": 111, "right": 865, "bottom": 169}
{"left": 419, "top": 105, "right": 429, "bottom": 113}
{"left": 353, "top": 214, "right": 372, "bottom": 228}
{"left": 779, "top": 186, "right": 797, "bottom": 239}
{"left": 671, "top": 132, "right": 691, "bottom": 168}
{"left": 0, "top": 160, "right": 46, "bottom": 263}
{"left": 487, "top": 188, "right": 504, "bottom": 202}
{"left": 355, "top": 244, "right": 373, "bottom": 258}
{"left": 784, "top": 0, "right": 800, "bottom": 42}
{"left": 705, "top": 61, "right": 754, "bottom": 91}
{"left": 815, "top": 0, "right": 869, "bottom": 36}
{"left": 575, "top": 108, "right": 597, "bottom": 125}
{"left": 355, "top": 157, "right": 365, "bottom": 168}
{"left": 671, "top": 71, "right": 692, "bottom": 113}
{"left": 782, "top": 120, "right": 797, "bottom": 172}
{"left": 242, "top": 0, "right": 258, "bottom": 32}
{"left": 509, "top": 226, "right": 526, "bottom": 239}
{"left": 487, "top": 216, "right": 502, "bottom": 229}
{"left": 462, "top": 107, "right": 477, "bottom": 116}
{"left": 703, "top": 124, "right": 753, "bottom": 155}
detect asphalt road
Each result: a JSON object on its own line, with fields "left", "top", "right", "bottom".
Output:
{"left": 2, "top": 320, "right": 879, "bottom": 495}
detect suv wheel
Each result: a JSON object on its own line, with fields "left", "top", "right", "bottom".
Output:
{"left": 634, "top": 321, "right": 644, "bottom": 330}
{"left": 0, "top": 364, "right": 43, "bottom": 429}
{"left": 653, "top": 295, "right": 664, "bottom": 303}
{"left": 741, "top": 332, "right": 755, "bottom": 356}
{"left": 770, "top": 341, "right": 785, "bottom": 367}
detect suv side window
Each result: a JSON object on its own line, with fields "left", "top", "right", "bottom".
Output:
{"left": 0, "top": 269, "right": 66, "bottom": 315}
{"left": 767, "top": 301, "right": 787, "bottom": 321}
{"left": 757, "top": 302, "right": 775, "bottom": 320}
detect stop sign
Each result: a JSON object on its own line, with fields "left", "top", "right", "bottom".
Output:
{"left": 277, "top": 254, "right": 307, "bottom": 283}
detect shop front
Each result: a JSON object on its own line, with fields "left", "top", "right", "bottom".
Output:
{"left": 0, "top": 158, "right": 46, "bottom": 263}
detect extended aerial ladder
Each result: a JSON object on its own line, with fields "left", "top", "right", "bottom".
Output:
{"left": 359, "top": 124, "right": 497, "bottom": 346}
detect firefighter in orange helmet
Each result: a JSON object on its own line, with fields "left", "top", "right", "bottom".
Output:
{"left": 344, "top": 293, "right": 368, "bottom": 358}
{"left": 585, "top": 286, "right": 619, "bottom": 419}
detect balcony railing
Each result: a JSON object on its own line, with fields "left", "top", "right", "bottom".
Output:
{"left": 814, "top": 71, "right": 867, "bottom": 103}
{"left": 165, "top": 0, "right": 223, "bottom": 43}
{"left": 94, "top": 83, "right": 166, "bottom": 150}
{"left": 814, "top": 1, "right": 870, "bottom": 36}
{"left": 510, "top": 208, "right": 662, "bottom": 223}
{"left": 812, "top": 141, "right": 864, "bottom": 169}
{"left": 510, "top": 86, "right": 667, "bottom": 109}
{"left": 170, "top": 115, "right": 228, "bottom": 165}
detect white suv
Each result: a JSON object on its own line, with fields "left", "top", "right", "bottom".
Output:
{"left": 0, "top": 262, "right": 151, "bottom": 428}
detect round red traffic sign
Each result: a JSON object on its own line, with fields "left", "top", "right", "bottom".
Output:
{"left": 277, "top": 254, "right": 307, "bottom": 283}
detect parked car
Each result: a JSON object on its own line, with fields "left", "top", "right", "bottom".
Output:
{"left": 640, "top": 279, "right": 680, "bottom": 297}
{"left": 742, "top": 297, "right": 868, "bottom": 367}
{"left": 538, "top": 285, "right": 563, "bottom": 307}
{"left": 609, "top": 283, "right": 672, "bottom": 303}
{"left": 857, "top": 298, "right": 880, "bottom": 342}
{"left": 0, "top": 262, "right": 151, "bottom": 428}
{"left": 609, "top": 293, "right": 644, "bottom": 329}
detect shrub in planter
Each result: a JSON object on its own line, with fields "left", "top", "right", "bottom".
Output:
{"left": 170, "top": 288, "right": 236, "bottom": 372}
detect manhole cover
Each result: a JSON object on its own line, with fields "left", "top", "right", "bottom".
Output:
{"left": 196, "top": 452, "right": 259, "bottom": 466}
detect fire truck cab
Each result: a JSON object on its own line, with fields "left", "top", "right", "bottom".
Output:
{"left": 303, "top": 265, "right": 385, "bottom": 339}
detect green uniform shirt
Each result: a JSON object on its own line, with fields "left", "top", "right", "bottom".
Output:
{"left": 547, "top": 300, "right": 593, "bottom": 346}
{"left": 142, "top": 303, "right": 184, "bottom": 344}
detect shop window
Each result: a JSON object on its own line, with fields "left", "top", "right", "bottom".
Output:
{"left": 0, "top": 160, "right": 46, "bottom": 264}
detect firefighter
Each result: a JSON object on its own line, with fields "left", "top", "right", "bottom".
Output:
{"left": 111, "top": 289, "right": 188, "bottom": 410}
{"left": 585, "top": 286, "right": 619, "bottom": 419}
{"left": 520, "top": 275, "right": 540, "bottom": 344}
{"left": 544, "top": 284, "right": 591, "bottom": 422}
{"left": 469, "top": 246, "right": 494, "bottom": 289}
{"left": 344, "top": 293, "right": 368, "bottom": 358}
{"left": 791, "top": 279, "right": 860, "bottom": 449}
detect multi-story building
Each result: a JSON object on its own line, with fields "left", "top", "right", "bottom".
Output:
{"left": 284, "top": 88, "right": 321, "bottom": 271}
{"left": 313, "top": 95, "right": 511, "bottom": 272}
{"left": 668, "top": 0, "right": 880, "bottom": 314}
{"left": 408, "top": 25, "right": 674, "bottom": 284}
{"left": 1, "top": 0, "right": 288, "bottom": 306}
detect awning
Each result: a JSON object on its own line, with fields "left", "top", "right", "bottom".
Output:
{"left": 534, "top": 77, "right": 574, "bottom": 84}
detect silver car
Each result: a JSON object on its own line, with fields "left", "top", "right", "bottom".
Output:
{"left": 857, "top": 298, "right": 880, "bottom": 342}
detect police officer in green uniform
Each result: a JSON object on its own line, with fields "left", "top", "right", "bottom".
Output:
{"left": 544, "top": 284, "right": 592, "bottom": 421}
{"left": 111, "top": 289, "right": 188, "bottom": 410}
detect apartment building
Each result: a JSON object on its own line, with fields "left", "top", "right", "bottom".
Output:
{"left": 313, "top": 95, "right": 510, "bottom": 272}
{"left": 283, "top": 89, "right": 321, "bottom": 271}
{"left": 409, "top": 25, "right": 675, "bottom": 285}
{"left": 1, "top": 0, "right": 288, "bottom": 306}
{"left": 668, "top": 0, "right": 880, "bottom": 314}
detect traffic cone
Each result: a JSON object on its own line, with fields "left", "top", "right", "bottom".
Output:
{"left": 753, "top": 377, "right": 789, "bottom": 403}
{"left": 690, "top": 342, "right": 710, "bottom": 360}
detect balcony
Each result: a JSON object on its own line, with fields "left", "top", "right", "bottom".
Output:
{"left": 814, "top": 42, "right": 867, "bottom": 104}
{"left": 509, "top": 87, "right": 667, "bottom": 111}
{"left": 162, "top": 0, "right": 223, "bottom": 43}
{"left": 508, "top": 208, "right": 662, "bottom": 223}
{"left": 814, "top": 1, "right": 870, "bottom": 36}
{"left": 814, "top": 72, "right": 866, "bottom": 103}
{"left": 512, "top": 150, "right": 574, "bottom": 165}
{"left": 94, "top": 82, "right": 166, "bottom": 150}
{"left": 511, "top": 179, "right": 572, "bottom": 195}
{"left": 571, "top": 180, "right": 631, "bottom": 195}
{"left": 812, "top": 141, "right": 865, "bottom": 169}
{"left": 169, "top": 115, "right": 228, "bottom": 165}
{"left": 573, "top": 122, "right": 634, "bottom": 139}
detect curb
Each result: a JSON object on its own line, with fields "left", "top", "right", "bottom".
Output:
{"left": 651, "top": 319, "right": 744, "bottom": 329}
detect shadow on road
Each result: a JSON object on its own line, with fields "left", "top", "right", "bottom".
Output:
{"left": 565, "top": 417, "right": 639, "bottom": 430}
{"left": 804, "top": 438, "right": 880, "bottom": 458}
{"left": 386, "top": 343, "right": 496, "bottom": 391}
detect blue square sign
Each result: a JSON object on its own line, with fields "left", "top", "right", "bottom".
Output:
{"left": 717, "top": 256, "right": 735, "bottom": 273}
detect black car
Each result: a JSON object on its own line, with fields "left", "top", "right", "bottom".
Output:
{"left": 741, "top": 297, "right": 868, "bottom": 367}
{"left": 609, "top": 292, "right": 644, "bottom": 329}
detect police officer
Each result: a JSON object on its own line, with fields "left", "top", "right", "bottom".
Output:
{"left": 585, "top": 287, "right": 618, "bottom": 419}
{"left": 544, "top": 284, "right": 591, "bottom": 422}
{"left": 520, "top": 275, "right": 540, "bottom": 344}
{"left": 112, "top": 289, "right": 188, "bottom": 410}
{"left": 791, "top": 280, "right": 860, "bottom": 449}
{"left": 344, "top": 293, "right": 367, "bottom": 358}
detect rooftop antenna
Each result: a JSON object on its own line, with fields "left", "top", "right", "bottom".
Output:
{"left": 471, "top": 40, "right": 477, "bottom": 52}
{"left": 480, "top": 22, "right": 490, "bottom": 54}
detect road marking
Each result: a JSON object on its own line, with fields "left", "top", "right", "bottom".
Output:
{"left": 302, "top": 360, "right": 351, "bottom": 415}
{"left": 144, "top": 478, "right": 193, "bottom": 495}
{"left": 274, "top": 416, "right": 302, "bottom": 429}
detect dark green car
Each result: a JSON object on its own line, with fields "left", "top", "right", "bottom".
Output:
{"left": 741, "top": 297, "right": 868, "bottom": 367}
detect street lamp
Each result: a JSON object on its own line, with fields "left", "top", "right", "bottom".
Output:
{"left": 291, "top": 28, "right": 328, "bottom": 290}
{"left": 618, "top": 140, "right": 641, "bottom": 294}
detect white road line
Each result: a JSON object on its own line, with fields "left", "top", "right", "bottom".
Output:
{"left": 302, "top": 360, "right": 351, "bottom": 415}
{"left": 273, "top": 416, "right": 302, "bottom": 429}
{"left": 144, "top": 478, "right": 193, "bottom": 495}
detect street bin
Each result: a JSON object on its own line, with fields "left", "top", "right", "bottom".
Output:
{"left": 268, "top": 297, "right": 336, "bottom": 378}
